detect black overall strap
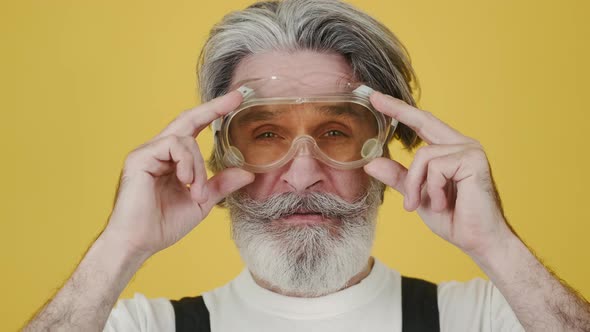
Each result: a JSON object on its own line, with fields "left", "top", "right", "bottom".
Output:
{"left": 171, "top": 296, "right": 211, "bottom": 332}
{"left": 401, "top": 276, "right": 440, "bottom": 332}
{"left": 171, "top": 277, "right": 440, "bottom": 332}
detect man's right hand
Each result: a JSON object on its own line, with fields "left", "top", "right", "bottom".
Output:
{"left": 102, "top": 90, "right": 255, "bottom": 259}
{"left": 22, "top": 90, "right": 254, "bottom": 332}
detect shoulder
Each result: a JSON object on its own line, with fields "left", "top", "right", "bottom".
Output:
{"left": 437, "top": 278, "right": 524, "bottom": 332}
{"left": 103, "top": 293, "right": 175, "bottom": 332}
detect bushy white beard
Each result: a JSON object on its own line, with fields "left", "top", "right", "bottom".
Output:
{"left": 227, "top": 180, "right": 383, "bottom": 297}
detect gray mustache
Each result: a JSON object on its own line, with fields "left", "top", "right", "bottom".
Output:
{"left": 227, "top": 190, "right": 374, "bottom": 222}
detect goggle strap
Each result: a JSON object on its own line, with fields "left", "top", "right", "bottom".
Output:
{"left": 237, "top": 85, "right": 255, "bottom": 98}
{"left": 212, "top": 85, "right": 255, "bottom": 134}
{"left": 352, "top": 85, "right": 374, "bottom": 98}
{"left": 353, "top": 85, "right": 399, "bottom": 129}
{"left": 212, "top": 118, "right": 221, "bottom": 133}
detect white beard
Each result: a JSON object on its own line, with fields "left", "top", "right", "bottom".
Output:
{"left": 227, "top": 180, "right": 383, "bottom": 297}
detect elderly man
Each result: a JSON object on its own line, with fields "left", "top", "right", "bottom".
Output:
{"left": 24, "top": 0, "right": 590, "bottom": 331}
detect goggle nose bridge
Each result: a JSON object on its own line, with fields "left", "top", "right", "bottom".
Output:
{"left": 289, "top": 135, "right": 318, "bottom": 158}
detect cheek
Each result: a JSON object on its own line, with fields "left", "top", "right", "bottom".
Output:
{"left": 325, "top": 169, "right": 371, "bottom": 201}
{"left": 242, "top": 172, "right": 283, "bottom": 200}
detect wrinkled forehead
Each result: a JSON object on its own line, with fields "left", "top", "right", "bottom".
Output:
{"left": 230, "top": 51, "right": 356, "bottom": 96}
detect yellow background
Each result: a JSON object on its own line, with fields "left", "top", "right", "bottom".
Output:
{"left": 1, "top": 0, "right": 589, "bottom": 330}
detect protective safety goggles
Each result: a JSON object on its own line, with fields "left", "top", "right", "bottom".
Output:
{"left": 212, "top": 74, "right": 398, "bottom": 173}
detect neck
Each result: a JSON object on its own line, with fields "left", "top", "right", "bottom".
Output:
{"left": 251, "top": 256, "right": 375, "bottom": 298}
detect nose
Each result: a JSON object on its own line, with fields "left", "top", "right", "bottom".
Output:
{"left": 280, "top": 149, "right": 325, "bottom": 193}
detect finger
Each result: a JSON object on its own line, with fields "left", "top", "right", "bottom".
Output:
{"left": 155, "top": 90, "right": 243, "bottom": 139}
{"left": 404, "top": 144, "right": 472, "bottom": 211}
{"left": 200, "top": 168, "right": 255, "bottom": 213}
{"left": 147, "top": 136, "right": 195, "bottom": 184}
{"left": 426, "top": 154, "right": 462, "bottom": 213}
{"left": 178, "top": 137, "right": 209, "bottom": 203}
{"left": 363, "top": 157, "right": 408, "bottom": 195}
{"left": 370, "top": 91, "right": 471, "bottom": 145}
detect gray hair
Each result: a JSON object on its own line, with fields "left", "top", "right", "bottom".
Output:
{"left": 198, "top": 0, "right": 421, "bottom": 173}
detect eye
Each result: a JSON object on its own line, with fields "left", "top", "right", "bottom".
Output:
{"left": 323, "top": 130, "right": 347, "bottom": 137}
{"left": 256, "top": 132, "right": 279, "bottom": 139}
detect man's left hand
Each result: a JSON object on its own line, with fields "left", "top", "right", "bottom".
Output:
{"left": 364, "top": 91, "right": 514, "bottom": 259}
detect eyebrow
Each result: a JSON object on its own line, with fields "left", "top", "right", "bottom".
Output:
{"left": 234, "top": 107, "right": 286, "bottom": 125}
{"left": 317, "top": 104, "right": 365, "bottom": 121}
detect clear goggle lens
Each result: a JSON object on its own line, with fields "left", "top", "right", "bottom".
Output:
{"left": 214, "top": 76, "right": 396, "bottom": 173}
{"left": 229, "top": 101, "right": 379, "bottom": 164}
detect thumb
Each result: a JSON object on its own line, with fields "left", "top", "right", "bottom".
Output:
{"left": 201, "top": 167, "right": 255, "bottom": 212}
{"left": 364, "top": 157, "right": 408, "bottom": 195}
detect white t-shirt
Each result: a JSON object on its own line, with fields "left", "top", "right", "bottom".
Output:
{"left": 103, "top": 258, "right": 524, "bottom": 331}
